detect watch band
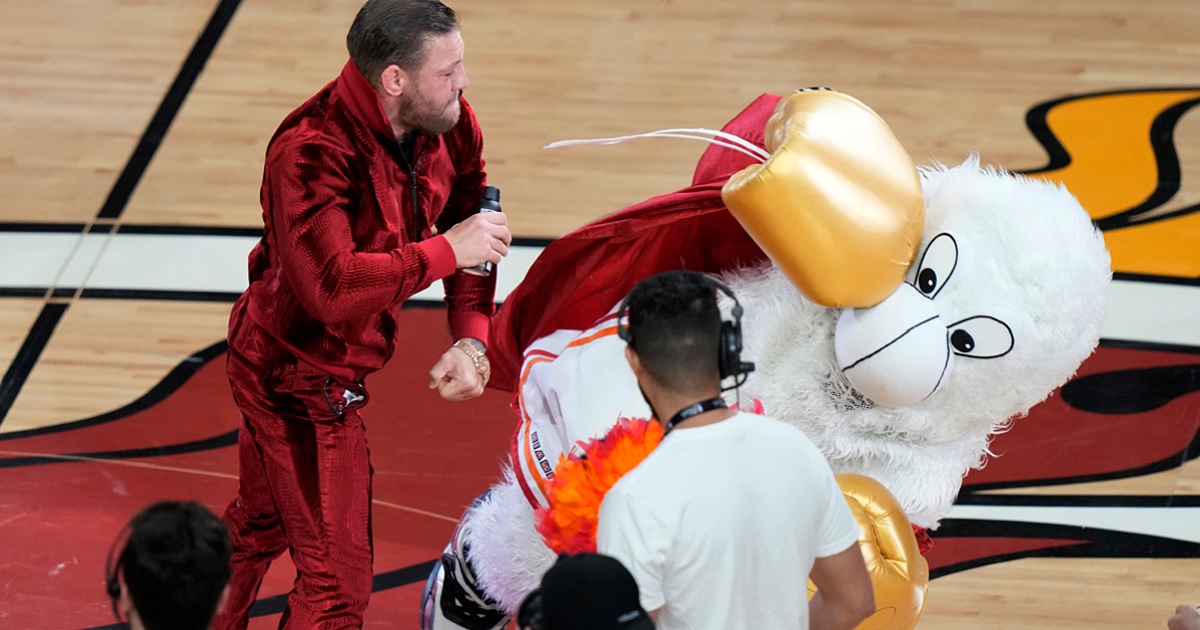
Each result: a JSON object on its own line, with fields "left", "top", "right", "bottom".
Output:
{"left": 453, "top": 338, "right": 491, "bottom": 386}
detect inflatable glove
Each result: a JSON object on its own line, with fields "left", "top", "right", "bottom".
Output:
{"left": 808, "top": 473, "right": 929, "bottom": 630}
{"left": 722, "top": 89, "right": 925, "bottom": 308}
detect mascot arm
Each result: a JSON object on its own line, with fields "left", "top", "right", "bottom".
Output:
{"left": 808, "top": 474, "right": 929, "bottom": 630}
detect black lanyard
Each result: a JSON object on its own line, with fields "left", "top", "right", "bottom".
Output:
{"left": 665, "top": 397, "right": 727, "bottom": 433}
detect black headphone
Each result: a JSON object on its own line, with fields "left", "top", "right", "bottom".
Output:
{"left": 516, "top": 586, "right": 544, "bottom": 630}
{"left": 616, "top": 271, "right": 755, "bottom": 387}
{"left": 105, "top": 523, "right": 132, "bottom": 623}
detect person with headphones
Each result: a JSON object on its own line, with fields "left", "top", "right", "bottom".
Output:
{"left": 597, "top": 270, "right": 875, "bottom": 630}
{"left": 106, "top": 501, "right": 233, "bottom": 630}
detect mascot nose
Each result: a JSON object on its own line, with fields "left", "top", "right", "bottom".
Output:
{"left": 834, "top": 283, "right": 952, "bottom": 408}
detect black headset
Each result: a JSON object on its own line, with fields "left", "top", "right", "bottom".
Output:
{"left": 105, "top": 523, "right": 132, "bottom": 623}
{"left": 516, "top": 586, "right": 544, "bottom": 630}
{"left": 616, "top": 271, "right": 755, "bottom": 387}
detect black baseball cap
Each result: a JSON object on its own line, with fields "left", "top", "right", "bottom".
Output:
{"left": 540, "top": 553, "right": 654, "bottom": 630}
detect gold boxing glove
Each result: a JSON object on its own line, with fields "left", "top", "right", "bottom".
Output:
{"left": 807, "top": 473, "right": 929, "bottom": 630}
{"left": 722, "top": 89, "right": 924, "bottom": 308}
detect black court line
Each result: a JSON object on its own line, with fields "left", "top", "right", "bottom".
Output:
{"left": 1098, "top": 337, "right": 1200, "bottom": 355}
{"left": 0, "top": 430, "right": 239, "bottom": 470}
{"left": 0, "top": 288, "right": 53, "bottom": 299}
{"left": 0, "top": 304, "right": 68, "bottom": 424}
{"left": 961, "top": 429, "right": 1200, "bottom": 494}
{"left": 79, "top": 288, "right": 247, "bottom": 303}
{"left": 0, "top": 222, "right": 88, "bottom": 233}
{"left": 82, "top": 558, "right": 439, "bottom": 629}
{"left": 243, "top": 559, "right": 439, "bottom": 619}
{"left": 1111, "top": 271, "right": 1200, "bottom": 287}
{"left": 954, "top": 493, "right": 1200, "bottom": 508}
{"left": 0, "top": 0, "right": 241, "bottom": 430}
{"left": 96, "top": 0, "right": 243, "bottom": 220}
{"left": 116, "top": 224, "right": 264, "bottom": 237}
{"left": 929, "top": 519, "right": 1200, "bottom": 579}
{"left": 0, "top": 341, "right": 227, "bottom": 441}
{"left": 0, "top": 301, "right": 446, "bottom": 439}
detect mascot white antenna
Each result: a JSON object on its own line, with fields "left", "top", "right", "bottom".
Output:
{"left": 545, "top": 127, "right": 770, "bottom": 162}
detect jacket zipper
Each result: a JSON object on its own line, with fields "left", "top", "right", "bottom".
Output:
{"left": 403, "top": 137, "right": 427, "bottom": 240}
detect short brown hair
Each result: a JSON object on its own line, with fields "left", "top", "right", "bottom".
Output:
{"left": 346, "top": 0, "right": 459, "bottom": 86}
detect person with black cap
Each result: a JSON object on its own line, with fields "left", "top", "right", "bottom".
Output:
{"left": 596, "top": 270, "right": 875, "bottom": 629}
{"left": 517, "top": 553, "right": 654, "bottom": 630}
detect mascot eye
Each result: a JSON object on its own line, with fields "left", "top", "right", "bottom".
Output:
{"left": 912, "top": 233, "right": 958, "bottom": 298}
{"left": 950, "top": 329, "right": 975, "bottom": 353}
{"left": 918, "top": 268, "right": 938, "bottom": 294}
{"left": 946, "top": 315, "right": 1014, "bottom": 358}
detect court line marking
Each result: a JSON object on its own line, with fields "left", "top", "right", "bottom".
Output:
{"left": 0, "top": 449, "right": 458, "bottom": 523}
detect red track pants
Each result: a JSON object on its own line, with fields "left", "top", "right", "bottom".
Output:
{"left": 213, "top": 340, "right": 374, "bottom": 630}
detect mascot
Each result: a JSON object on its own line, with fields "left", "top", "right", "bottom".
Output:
{"left": 421, "top": 89, "right": 1111, "bottom": 630}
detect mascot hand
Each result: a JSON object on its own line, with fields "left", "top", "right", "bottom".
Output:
{"left": 808, "top": 473, "right": 929, "bottom": 630}
{"left": 722, "top": 88, "right": 925, "bottom": 308}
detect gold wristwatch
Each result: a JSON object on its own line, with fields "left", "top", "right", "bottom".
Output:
{"left": 453, "top": 338, "right": 491, "bottom": 386}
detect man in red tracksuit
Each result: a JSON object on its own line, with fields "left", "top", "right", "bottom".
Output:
{"left": 212, "top": 1, "right": 511, "bottom": 628}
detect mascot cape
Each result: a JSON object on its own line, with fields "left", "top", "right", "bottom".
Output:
{"left": 488, "top": 94, "right": 781, "bottom": 393}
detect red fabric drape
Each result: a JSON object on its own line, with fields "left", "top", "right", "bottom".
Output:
{"left": 488, "top": 93, "right": 785, "bottom": 391}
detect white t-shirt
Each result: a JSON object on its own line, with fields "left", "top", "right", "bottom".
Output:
{"left": 597, "top": 412, "right": 860, "bottom": 630}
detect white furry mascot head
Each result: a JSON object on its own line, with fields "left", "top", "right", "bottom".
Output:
{"left": 727, "top": 156, "right": 1111, "bottom": 528}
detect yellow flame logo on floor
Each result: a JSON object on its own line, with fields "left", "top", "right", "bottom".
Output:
{"left": 1021, "top": 88, "right": 1200, "bottom": 278}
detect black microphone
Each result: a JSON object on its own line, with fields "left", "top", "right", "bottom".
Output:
{"left": 463, "top": 185, "right": 501, "bottom": 277}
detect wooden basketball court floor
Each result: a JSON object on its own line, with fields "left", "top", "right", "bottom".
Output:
{"left": 1, "top": 0, "right": 1198, "bottom": 627}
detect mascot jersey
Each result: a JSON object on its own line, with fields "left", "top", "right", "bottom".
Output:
{"left": 512, "top": 308, "right": 645, "bottom": 508}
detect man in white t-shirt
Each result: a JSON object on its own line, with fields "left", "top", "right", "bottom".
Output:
{"left": 597, "top": 270, "right": 875, "bottom": 630}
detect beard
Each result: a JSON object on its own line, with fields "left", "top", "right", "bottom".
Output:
{"left": 399, "top": 86, "right": 461, "bottom": 136}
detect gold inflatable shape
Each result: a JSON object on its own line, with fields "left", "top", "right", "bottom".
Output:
{"left": 807, "top": 473, "right": 929, "bottom": 630}
{"left": 722, "top": 90, "right": 925, "bottom": 307}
